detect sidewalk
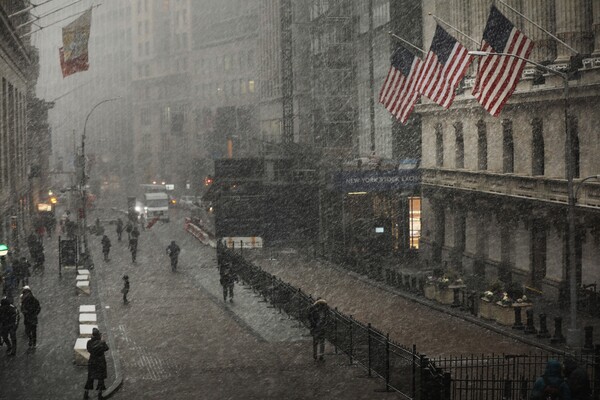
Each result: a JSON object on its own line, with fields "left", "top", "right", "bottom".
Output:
{"left": 243, "top": 247, "right": 599, "bottom": 357}
{"left": 0, "top": 231, "right": 118, "bottom": 400}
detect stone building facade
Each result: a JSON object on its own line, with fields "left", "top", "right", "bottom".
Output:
{"left": 418, "top": 0, "right": 600, "bottom": 301}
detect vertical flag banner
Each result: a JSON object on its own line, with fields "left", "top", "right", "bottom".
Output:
{"left": 472, "top": 5, "right": 534, "bottom": 116}
{"left": 379, "top": 47, "right": 423, "bottom": 124}
{"left": 60, "top": 9, "right": 92, "bottom": 78}
{"left": 418, "top": 24, "right": 472, "bottom": 109}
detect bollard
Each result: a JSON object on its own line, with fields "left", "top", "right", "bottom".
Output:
{"left": 550, "top": 316, "right": 566, "bottom": 344}
{"left": 512, "top": 307, "right": 524, "bottom": 330}
{"left": 537, "top": 314, "right": 551, "bottom": 338}
{"left": 524, "top": 309, "right": 537, "bottom": 334}
{"left": 583, "top": 326, "right": 594, "bottom": 353}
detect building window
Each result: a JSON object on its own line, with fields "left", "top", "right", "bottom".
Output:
{"left": 454, "top": 122, "right": 464, "bottom": 169}
{"left": 477, "top": 119, "right": 487, "bottom": 170}
{"left": 409, "top": 197, "right": 421, "bottom": 250}
{"left": 569, "top": 115, "right": 580, "bottom": 179}
{"left": 502, "top": 119, "right": 514, "bottom": 173}
{"left": 435, "top": 123, "right": 443, "bottom": 167}
{"left": 531, "top": 118, "right": 545, "bottom": 176}
{"left": 248, "top": 80, "right": 255, "bottom": 93}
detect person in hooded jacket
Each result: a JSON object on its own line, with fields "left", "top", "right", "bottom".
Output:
{"left": 115, "top": 218, "right": 124, "bottom": 241}
{"left": 563, "top": 357, "right": 591, "bottom": 400}
{"left": 0, "top": 297, "right": 19, "bottom": 356}
{"left": 84, "top": 328, "right": 109, "bottom": 400}
{"left": 308, "top": 298, "right": 329, "bottom": 361}
{"left": 530, "top": 359, "right": 571, "bottom": 400}
{"left": 101, "top": 235, "right": 111, "bottom": 261}
{"left": 20, "top": 286, "right": 41, "bottom": 348}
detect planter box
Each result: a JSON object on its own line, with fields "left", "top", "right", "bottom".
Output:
{"left": 478, "top": 298, "right": 495, "bottom": 320}
{"left": 424, "top": 284, "right": 437, "bottom": 300}
{"left": 493, "top": 303, "right": 515, "bottom": 326}
{"left": 436, "top": 287, "right": 454, "bottom": 305}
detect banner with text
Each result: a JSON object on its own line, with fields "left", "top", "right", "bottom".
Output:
{"left": 333, "top": 169, "right": 421, "bottom": 192}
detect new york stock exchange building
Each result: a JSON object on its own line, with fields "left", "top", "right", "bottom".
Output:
{"left": 417, "top": 0, "right": 600, "bottom": 304}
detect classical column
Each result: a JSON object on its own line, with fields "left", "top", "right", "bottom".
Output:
{"left": 523, "top": 0, "right": 556, "bottom": 62}
{"left": 450, "top": 0, "right": 471, "bottom": 39}
{"left": 593, "top": 0, "right": 600, "bottom": 56}
{"left": 471, "top": 0, "right": 493, "bottom": 41}
{"left": 555, "top": 0, "right": 593, "bottom": 62}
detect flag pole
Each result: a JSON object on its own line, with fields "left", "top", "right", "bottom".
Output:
{"left": 497, "top": 0, "right": 579, "bottom": 55}
{"left": 429, "top": 13, "right": 480, "bottom": 47}
{"left": 387, "top": 32, "right": 426, "bottom": 55}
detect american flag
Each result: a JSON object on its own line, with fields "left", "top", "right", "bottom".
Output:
{"left": 418, "top": 24, "right": 472, "bottom": 109}
{"left": 472, "top": 5, "right": 534, "bottom": 116}
{"left": 379, "top": 47, "right": 423, "bottom": 124}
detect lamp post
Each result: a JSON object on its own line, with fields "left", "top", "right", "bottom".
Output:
{"left": 80, "top": 97, "right": 120, "bottom": 258}
{"left": 468, "top": 51, "right": 581, "bottom": 347}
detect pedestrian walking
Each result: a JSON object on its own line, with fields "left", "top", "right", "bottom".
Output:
{"left": 219, "top": 264, "right": 237, "bottom": 303}
{"left": 121, "top": 275, "right": 130, "bottom": 304}
{"left": 83, "top": 328, "right": 109, "bottom": 400}
{"left": 31, "top": 241, "right": 45, "bottom": 274}
{"left": 308, "top": 298, "right": 329, "bottom": 361}
{"left": 128, "top": 237, "right": 138, "bottom": 263}
{"left": 101, "top": 235, "right": 111, "bottom": 261}
{"left": 530, "top": 359, "right": 571, "bottom": 400}
{"left": 18, "top": 257, "right": 31, "bottom": 287}
{"left": 115, "top": 218, "right": 124, "bottom": 241}
{"left": 131, "top": 225, "right": 140, "bottom": 240}
{"left": 166, "top": 241, "right": 180, "bottom": 272}
{"left": 125, "top": 221, "right": 133, "bottom": 240}
{"left": 13, "top": 258, "right": 24, "bottom": 289}
{"left": 564, "top": 356, "right": 591, "bottom": 400}
{"left": 20, "top": 286, "right": 41, "bottom": 348}
{"left": 2, "top": 264, "right": 17, "bottom": 302}
{"left": 0, "top": 297, "right": 19, "bottom": 356}
{"left": 94, "top": 218, "right": 102, "bottom": 236}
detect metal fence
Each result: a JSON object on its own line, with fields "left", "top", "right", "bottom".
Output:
{"left": 217, "top": 242, "right": 600, "bottom": 399}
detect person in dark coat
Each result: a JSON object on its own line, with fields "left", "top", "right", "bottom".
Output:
{"left": 128, "top": 236, "right": 138, "bottom": 263}
{"left": 101, "top": 235, "right": 111, "bottom": 261}
{"left": 125, "top": 221, "right": 133, "bottom": 240}
{"left": 18, "top": 257, "right": 31, "bottom": 287}
{"left": 564, "top": 357, "right": 591, "bottom": 400}
{"left": 530, "top": 359, "right": 571, "bottom": 400}
{"left": 115, "top": 218, "right": 124, "bottom": 241}
{"left": 166, "top": 241, "right": 181, "bottom": 272}
{"left": 20, "top": 286, "right": 41, "bottom": 348}
{"left": 121, "top": 275, "right": 130, "bottom": 304}
{"left": 219, "top": 265, "right": 237, "bottom": 302}
{"left": 2, "top": 265, "right": 17, "bottom": 302}
{"left": 84, "top": 328, "right": 109, "bottom": 400}
{"left": 308, "top": 298, "right": 329, "bottom": 361}
{"left": 0, "top": 297, "right": 19, "bottom": 356}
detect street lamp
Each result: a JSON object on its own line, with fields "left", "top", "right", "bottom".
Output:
{"left": 80, "top": 97, "right": 120, "bottom": 259}
{"left": 468, "top": 50, "right": 580, "bottom": 347}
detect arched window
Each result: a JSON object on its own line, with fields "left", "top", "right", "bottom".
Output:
{"left": 502, "top": 119, "right": 514, "bottom": 173}
{"left": 532, "top": 118, "right": 545, "bottom": 176}
{"left": 454, "top": 122, "right": 464, "bottom": 169}
{"left": 435, "top": 123, "right": 444, "bottom": 167}
{"left": 477, "top": 119, "right": 487, "bottom": 170}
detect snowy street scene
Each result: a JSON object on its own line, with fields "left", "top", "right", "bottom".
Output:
{"left": 1, "top": 1, "right": 600, "bottom": 399}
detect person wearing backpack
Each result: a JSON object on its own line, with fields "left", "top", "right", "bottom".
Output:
{"left": 530, "top": 359, "right": 571, "bottom": 400}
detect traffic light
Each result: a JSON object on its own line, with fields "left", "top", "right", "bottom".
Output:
{"left": 204, "top": 176, "right": 213, "bottom": 186}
